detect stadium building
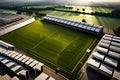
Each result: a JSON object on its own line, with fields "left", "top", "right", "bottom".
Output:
{"left": 0, "top": 12, "right": 120, "bottom": 80}
{"left": 0, "top": 13, "right": 35, "bottom": 36}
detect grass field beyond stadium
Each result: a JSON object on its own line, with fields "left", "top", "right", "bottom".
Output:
{"left": 1, "top": 18, "right": 96, "bottom": 72}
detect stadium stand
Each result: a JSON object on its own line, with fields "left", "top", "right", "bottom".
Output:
{"left": 0, "top": 13, "right": 23, "bottom": 27}
{"left": 0, "top": 74, "right": 11, "bottom": 80}
{"left": 92, "top": 51, "right": 105, "bottom": 61}
{"left": 42, "top": 15, "right": 103, "bottom": 35}
{"left": 87, "top": 58, "right": 101, "bottom": 71}
{"left": 0, "top": 40, "right": 14, "bottom": 50}
{"left": 0, "top": 13, "right": 35, "bottom": 36}
{"left": 87, "top": 34, "right": 120, "bottom": 80}
{"left": 0, "top": 40, "right": 57, "bottom": 80}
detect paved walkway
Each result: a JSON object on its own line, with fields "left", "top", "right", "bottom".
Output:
{"left": 103, "top": 27, "right": 114, "bottom": 35}
{"left": 43, "top": 66, "right": 66, "bottom": 80}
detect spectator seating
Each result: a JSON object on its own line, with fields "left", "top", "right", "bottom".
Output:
{"left": 42, "top": 15, "right": 103, "bottom": 36}
{"left": 87, "top": 34, "right": 120, "bottom": 79}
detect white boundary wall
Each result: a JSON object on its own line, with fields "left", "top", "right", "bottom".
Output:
{"left": 0, "top": 18, "right": 35, "bottom": 36}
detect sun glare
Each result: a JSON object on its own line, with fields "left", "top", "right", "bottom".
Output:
{"left": 80, "top": 0, "right": 92, "bottom": 3}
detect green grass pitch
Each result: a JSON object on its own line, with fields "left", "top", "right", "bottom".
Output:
{"left": 0, "top": 18, "right": 96, "bottom": 72}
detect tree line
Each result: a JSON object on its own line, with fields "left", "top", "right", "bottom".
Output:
{"left": 1, "top": 6, "right": 120, "bottom": 18}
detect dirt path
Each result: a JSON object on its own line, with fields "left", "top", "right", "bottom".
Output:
{"left": 103, "top": 28, "right": 115, "bottom": 35}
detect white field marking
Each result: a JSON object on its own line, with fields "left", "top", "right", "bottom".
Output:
{"left": 32, "top": 30, "right": 58, "bottom": 49}
{"left": 71, "top": 39, "right": 91, "bottom": 72}
{"left": 55, "top": 35, "right": 80, "bottom": 57}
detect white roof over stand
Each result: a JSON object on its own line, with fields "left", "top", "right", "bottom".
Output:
{"left": 92, "top": 52, "right": 105, "bottom": 61}
{"left": 82, "top": 25, "right": 87, "bottom": 29}
{"left": 96, "top": 46, "right": 108, "bottom": 54}
{"left": 63, "top": 20, "right": 68, "bottom": 24}
{"left": 54, "top": 19, "right": 58, "bottom": 22}
{"left": 104, "top": 56, "right": 118, "bottom": 68}
{"left": 10, "top": 53, "right": 17, "bottom": 58}
{"left": 35, "top": 72, "right": 48, "bottom": 80}
{"left": 43, "top": 15, "right": 103, "bottom": 35}
{"left": 74, "top": 23, "right": 79, "bottom": 27}
{"left": 113, "top": 36, "right": 120, "bottom": 40}
{"left": 102, "top": 36, "right": 112, "bottom": 41}
{"left": 48, "top": 17, "right": 52, "bottom": 20}
{"left": 1, "top": 59, "right": 10, "bottom": 64}
{"left": 70, "top": 21, "right": 75, "bottom": 26}
{"left": 78, "top": 24, "right": 83, "bottom": 28}
{"left": 108, "top": 51, "right": 120, "bottom": 59}
{"left": 14, "top": 54, "right": 22, "bottom": 60}
{"left": 94, "top": 25, "right": 102, "bottom": 28}
{"left": 100, "top": 39, "right": 111, "bottom": 44}
{"left": 57, "top": 19, "right": 61, "bottom": 22}
{"left": 60, "top": 20, "right": 64, "bottom": 23}
{"left": 86, "top": 26, "right": 92, "bottom": 30}
{"left": 91, "top": 27, "right": 96, "bottom": 31}
{"left": 6, "top": 62, "right": 15, "bottom": 68}
{"left": 67, "top": 21, "right": 72, "bottom": 25}
{"left": 112, "top": 70, "right": 120, "bottom": 80}
{"left": 25, "top": 58, "right": 34, "bottom": 65}
{"left": 0, "top": 47, "right": 4, "bottom": 52}
{"left": 11, "top": 76, "right": 19, "bottom": 80}
{"left": 0, "top": 40, "right": 14, "bottom": 48}
{"left": 99, "top": 63, "right": 114, "bottom": 77}
{"left": 33, "top": 62, "right": 44, "bottom": 71}
{"left": 50, "top": 18, "right": 54, "bottom": 21}
{"left": 48, "top": 77, "right": 55, "bottom": 80}
{"left": 109, "top": 45, "right": 120, "bottom": 53}
{"left": 87, "top": 58, "right": 101, "bottom": 71}
{"left": 1, "top": 49, "right": 7, "bottom": 54}
{"left": 111, "top": 42, "right": 120, "bottom": 47}
{"left": 29, "top": 60, "right": 39, "bottom": 68}
{"left": 99, "top": 42, "right": 110, "bottom": 49}
{"left": 95, "top": 28, "right": 100, "bottom": 33}
{"left": 8, "top": 52, "right": 15, "bottom": 57}
{"left": 104, "top": 34, "right": 113, "bottom": 38}
{"left": 4, "top": 50, "right": 13, "bottom": 55}
{"left": 21, "top": 57, "right": 30, "bottom": 63}
{"left": 112, "top": 38, "right": 120, "bottom": 43}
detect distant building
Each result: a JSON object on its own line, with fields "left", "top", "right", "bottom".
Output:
{"left": 0, "top": 13, "right": 35, "bottom": 36}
